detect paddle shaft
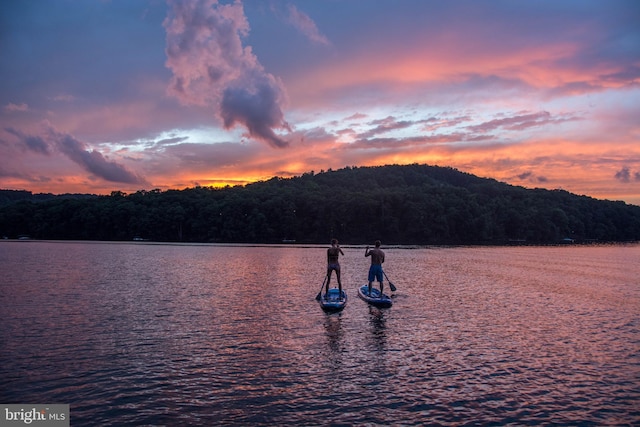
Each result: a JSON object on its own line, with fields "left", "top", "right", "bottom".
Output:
{"left": 383, "top": 270, "right": 397, "bottom": 292}
{"left": 315, "top": 273, "right": 329, "bottom": 300}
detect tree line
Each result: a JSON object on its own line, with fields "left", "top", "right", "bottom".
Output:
{"left": 2, "top": 164, "right": 640, "bottom": 245}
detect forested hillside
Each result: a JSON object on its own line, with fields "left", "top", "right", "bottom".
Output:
{"left": 2, "top": 164, "right": 639, "bottom": 244}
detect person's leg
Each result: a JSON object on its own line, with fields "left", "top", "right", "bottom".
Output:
{"left": 326, "top": 268, "right": 332, "bottom": 295}
{"left": 376, "top": 267, "right": 384, "bottom": 297}
{"left": 368, "top": 266, "right": 374, "bottom": 295}
{"left": 336, "top": 268, "right": 343, "bottom": 295}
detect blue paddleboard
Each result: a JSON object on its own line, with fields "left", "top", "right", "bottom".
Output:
{"left": 358, "top": 285, "right": 392, "bottom": 308}
{"left": 319, "top": 288, "right": 348, "bottom": 312}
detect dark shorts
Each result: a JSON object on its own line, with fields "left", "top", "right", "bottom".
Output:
{"left": 328, "top": 263, "right": 340, "bottom": 272}
{"left": 368, "top": 264, "right": 383, "bottom": 282}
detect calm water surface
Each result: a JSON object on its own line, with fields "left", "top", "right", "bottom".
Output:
{"left": 1, "top": 241, "right": 638, "bottom": 426}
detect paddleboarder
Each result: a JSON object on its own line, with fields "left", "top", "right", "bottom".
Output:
{"left": 365, "top": 240, "right": 385, "bottom": 297}
{"left": 326, "top": 238, "right": 345, "bottom": 298}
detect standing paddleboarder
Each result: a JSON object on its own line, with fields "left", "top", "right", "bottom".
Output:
{"left": 326, "top": 238, "right": 345, "bottom": 299}
{"left": 365, "top": 240, "right": 385, "bottom": 297}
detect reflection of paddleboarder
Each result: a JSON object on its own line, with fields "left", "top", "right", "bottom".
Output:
{"left": 324, "top": 314, "right": 345, "bottom": 357}
{"left": 368, "top": 306, "right": 387, "bottom": 354}
{"left": 365, "top": 240, "right": 385, "bottom": 297}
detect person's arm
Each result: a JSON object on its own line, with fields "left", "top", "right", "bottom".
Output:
{"left": 339, "top": 246, "right": 344, "bottom": 256}
{"left": 365, "top": 246, "right": 370, "bottom": 257}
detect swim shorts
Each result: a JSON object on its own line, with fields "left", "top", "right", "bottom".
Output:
{"left": 368, "top": 264, "right": 383, "bottom": 283}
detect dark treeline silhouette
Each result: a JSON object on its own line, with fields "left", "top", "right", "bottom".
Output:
{"left": 2, "top": 164, "right": 640, "bottom": 244}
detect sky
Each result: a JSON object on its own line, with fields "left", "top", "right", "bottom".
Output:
{"left": 1, "top": 0, "right": 639, "bottom": 205}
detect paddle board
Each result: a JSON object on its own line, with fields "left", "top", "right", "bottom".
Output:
{"left": 319, "top": 288, "right": 347, "bottom": 312}
{"left": 358, "top": 285, "right": 392, "bottom": 308}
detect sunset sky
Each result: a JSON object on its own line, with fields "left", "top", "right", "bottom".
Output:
{"left": 1, "top": 0, "right": 639, "bottom": 205}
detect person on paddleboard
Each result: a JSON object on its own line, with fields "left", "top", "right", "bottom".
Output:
{"left": 326, "top": 238, "right": 345, "bottom": 298}
{"left": 365, "top": 240, "right": 385, "bottom": 297}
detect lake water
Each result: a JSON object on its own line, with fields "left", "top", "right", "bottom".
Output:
{"left": 1, "top": 241, "right": 638, "bottom": 426}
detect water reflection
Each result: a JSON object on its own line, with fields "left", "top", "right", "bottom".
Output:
{"left": 1, "top": 242, "right": 638, "bottom": 426}
{"left": 323, "top": 314, "right": 344, "bottom": 358}
{"left": 360, "top": 306, "right": 396, "bottom": 419}
{"left": 367, "top": 306, "right": 388, "bottom": 356}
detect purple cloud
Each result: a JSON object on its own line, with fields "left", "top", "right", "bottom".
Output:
{"left": 615, "top": 167, "right": 631, "bottom": 183}
{"left": 164, "top": 0, "right": 290, "bottom": 148}
{"left": 221, "top": 74, "right": 291, "bottom": 148}
{"left": 358, "top": 116, "right": 414, "bottom": 139}
{"left": 4, "top": 127, "right": 50, "bottom": 154}
{"left": 422, "top": 115, "right": 472, "bottom": 132}
{"left": 517, "top": 171, "right": 533, "bottom": 180}
{"left": 467, "top": 111, "right": 576, "bottom": 133}
{"left": 52, "top": 131, "right": 146, "bottom": 184}
{"left": 613, "top": 167, "right": 640, "bottom": 183}
{"left": 7, "top": 126, "right": 147, "bottom": 185}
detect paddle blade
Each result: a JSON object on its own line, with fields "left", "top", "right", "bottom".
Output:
{"left": 382, "top": 270, "right": 397, "bottom": 292}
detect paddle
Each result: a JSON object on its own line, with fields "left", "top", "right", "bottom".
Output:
{"left": 383, "top": 270, "right": 397, "bottom": 292}
{"left": 315, "top": 273, "right": 329, "bottom": 301}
